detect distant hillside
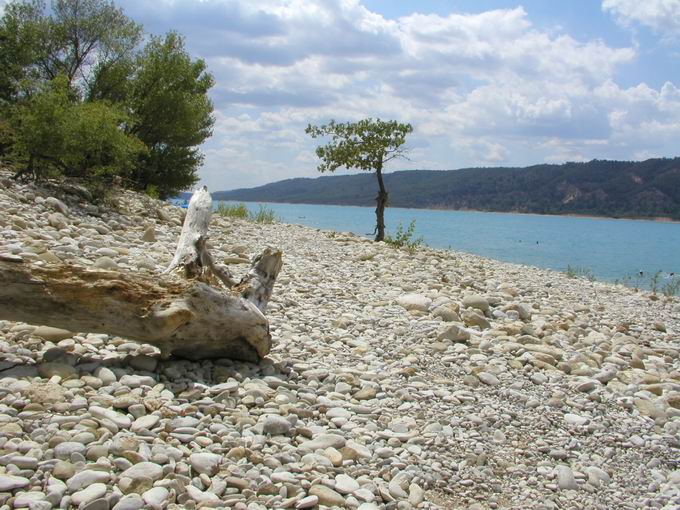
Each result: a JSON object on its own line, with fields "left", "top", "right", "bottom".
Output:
{"left": 212, "top": 158, "right": 680, "bottom": 220}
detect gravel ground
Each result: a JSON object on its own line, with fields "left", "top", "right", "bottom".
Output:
{"left": 0, "top": 170, "right": 678, "bottom": 510}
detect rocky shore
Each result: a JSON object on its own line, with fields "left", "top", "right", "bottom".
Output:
{"left": 0, "top": 170, "right": 679, "bottom": 510}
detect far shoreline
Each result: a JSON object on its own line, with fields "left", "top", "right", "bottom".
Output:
{"left": 210, "top": 198, "right": 680, "bottom": 225}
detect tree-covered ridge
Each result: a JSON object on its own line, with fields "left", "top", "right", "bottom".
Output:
{"left": 212, "top": 158, "right": 680, "bottom": 220}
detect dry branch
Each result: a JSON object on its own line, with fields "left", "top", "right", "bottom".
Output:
{"left": 0, "top": 187, "right": 283, "bottom": 362}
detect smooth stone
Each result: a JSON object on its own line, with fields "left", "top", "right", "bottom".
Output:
{"left": 112, "top": 495, "right": 145, "bottom": 510}
{"left": 52, "top": 460, "right": 76, "bottom": 480}
{"left": 564, "top": 413, "right": 589, "bottom": 426}
{"left": 296, "top": 495, "right": 319, "bottom": 509}
{"left": 396, "top": 293, "right": 432, "bottom": 312}
{"left": 37, "top": 362, "right": 77, "bottom": 379}
{"left": 185, "top": 485, "right": 220, "bottom": 504}
{"left": 128, "top": 355, "right": 158, "bottom": 372}
{"left": 142, "top": 226, "right": 156, "bottom": 242}
{"left": 477, "top": 372, "right": 500, "bottom": 386}
{"left": 298, "top": 433, "right": 346, "bottom": 452}
{"left": 121, "top": 462, "right": 163, "bottom": 481}
{"left": 309, "top": 485, "right": 346, "bottom": 507}
{"left": 81, "top": 498, "right": 110, "bottom": 510}
{"left": 33, "top": 326, "right": 73, "bottom": 341}
{"left": 0, "top": 474, "right": 30, "bottom": 491}
{"left": 48, "top": 212, "right": 68, "bottom": 230}
{"left": 335, "top": 474, "right": 360, "bottom": 494}
{"left": 90, "top": 406, "right": 131, "bottom": 428}
{"left": 94, "top": 256, "right": 119, "bottom": 270}
{"left": 437, "top": 323, "right": 470, "bottom": 342}
{"left": 95, "top": 367, "right": 117, "bottom": 385}
{"left": 189, "top": 452, "right": 222, "bottom": 475}
{"left": 131, "top": 414, "right": 160, "bottom": 432}
{"left": 71, "top": 483, "right": 107, "bottom": 506}
{"left": 67, "top": 469, "right": 111, "bottom": 491}
{"left": 143, "top": 486, "right": 169, "bottom": 506}
{"left": 463, "top": 294, "right": 490, "bottom": 312}
{"left": 54, "top": 442, "right": 86, "bottom": 460}
{"left": 556, "top": 465, "right": 578, "bottom": 490}
{"left": 262, "top": 414, "right": 292, "bottom": 435}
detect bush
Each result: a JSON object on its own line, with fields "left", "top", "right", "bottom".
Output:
{"left": 385, "top": 220, "right": 423, "bottom": 253}
{"left": 215, "top": 202, "right": 278, "bottom": 224}
{"left": 251, "top": 204, "right": 277, "bottom": 224}
{"left": 662, "top": 276, "right": 680, "bottom": 297}
{"left": 565, "top": 265, "right": 596, "bottom": 281}
{"left": 10, "top": 76, "right": 146, "bottom": 181}
{"left": 216, "top": 202, "right": 249, "bottom": 219}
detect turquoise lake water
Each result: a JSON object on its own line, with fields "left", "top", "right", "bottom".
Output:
{"left": 214, "top": 201, "right": 680, "bottom": 285}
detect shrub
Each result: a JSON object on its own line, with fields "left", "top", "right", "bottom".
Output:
{"left": 251, "top": 204, "right": 277, "bottom": 224}
{"left": 661, "top": 276, "right": 680, "bottom": 297}
{"left": 565, "top": 265, "right": 596, "bottom": 281}
{"left": 385, "top": 220, "right": 423, "bottom": 253}
{"left": 216, "top": 202, "right": 249, "bottom": 219}
{"left": 10, "top": 76, "right": 146, "bottom": 181}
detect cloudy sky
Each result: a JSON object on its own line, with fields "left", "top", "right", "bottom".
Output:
{"left": 90, "top": 1, "right": 680, "bottom": 189}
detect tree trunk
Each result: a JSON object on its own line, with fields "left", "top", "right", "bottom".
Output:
{"left": 0, "top": 187, "right": 283, "bottom": 362}
{"left": 374, "top": 164, "right": 388, "bottom": 242}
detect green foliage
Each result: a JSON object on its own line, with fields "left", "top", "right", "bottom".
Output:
{"left": 1, "top": 1, "right": 213, "bottom": 198}
{"left": 661, "top": 276, "right": 680, "bottom": 297}
{"left": 384, "top": 220, "right": 424, "bottom": 253}
{"left": 565, "top": 265, "right": 596, "bottom": 282}
{"left": 649, "top": 270, "right": 662, "bottom": 295}
{"left": 0, "top": 0, "right": 46, "bottom": 102}
{"left": 0, "top": 0, "right": 142, "bottom": 99}
{"left": 306, "top": 118, "right": 413, "bottom": 241}
{"left": 216, "top": 202, "right": 249, "bottom": 219}
{"left": 251, "top": 204, "right": 277, "bottom": 224}
{"left": 305, "top": 118, "right": 413, "bottom": 173}
{"left": 10, "top": 75, "right": 146, "bottom": 180}
{"left": 127, "top": 32, "right": 214, "bottom": 198}
{"left": 144, "top": 184, "right": 160, "bottom": 199}
{"left": 216, "top": 202, "right": 277, "bottom": 224}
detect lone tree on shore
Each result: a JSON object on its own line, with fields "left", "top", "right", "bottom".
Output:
{"left": 306, "top": 118, "right": 413, "bottom": 242}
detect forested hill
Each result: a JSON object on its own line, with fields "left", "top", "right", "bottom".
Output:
{"left": 213, "top": 158, "right": 680, "bottom": 220}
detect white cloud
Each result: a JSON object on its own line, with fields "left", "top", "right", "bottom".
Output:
{"left": 115, "top": 0, "right": 680, "bottom": 189}
{"left": 602, "top": 0, "right": 680, "bottom": 38}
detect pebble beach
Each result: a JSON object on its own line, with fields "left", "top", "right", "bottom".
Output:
{"left": 0, "top": 170, "right": 679, "bottom": 510}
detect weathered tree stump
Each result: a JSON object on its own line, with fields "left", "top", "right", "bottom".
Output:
{"left": 0, "top": 187, "right": 283, "bottom": 362}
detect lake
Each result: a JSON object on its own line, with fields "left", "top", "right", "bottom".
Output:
{"left": 214, "top": 200, "right": 680, "bottom": 287}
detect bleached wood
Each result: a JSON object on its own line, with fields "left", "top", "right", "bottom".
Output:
{"left": 0, "top": 187, "right": 283, "bottom": 362}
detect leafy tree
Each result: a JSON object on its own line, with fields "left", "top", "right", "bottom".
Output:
{"left": 0, "top": 0, "right": 142, "bottom": 97}
{"left": 1, "top": 1, "right": 214, "bottom": 198}
{"left": 126, "top": 32, "right": 214, "bottom": 198}
{"left": 306, "top": 118, "right": 413, "bottom": 241}
{"left": 11, "top": 75, "right": 146, "bottom": 181}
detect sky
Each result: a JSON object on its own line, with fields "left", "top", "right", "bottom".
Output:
{"left": 5, "top": 0, "right": 680, "bottom": 190}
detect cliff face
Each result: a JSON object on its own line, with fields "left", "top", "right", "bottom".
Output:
{"left": 213, "top": 157, "right": 680, "bottom": 219}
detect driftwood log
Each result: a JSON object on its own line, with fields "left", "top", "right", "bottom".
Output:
{"left": 0, "top": 187, "right": 283, "bottom": 362}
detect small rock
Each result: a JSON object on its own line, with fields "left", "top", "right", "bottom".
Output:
{"left": 189, "top": 452, "right": 222, "bottom": 475}
{"left": 0, "top": 474, "right": 30, "bottom": 491}
{"left": 556, "top": 465, "right": 577, "bottom": 490}
{"left": 477, "top": 372, "right": 500, "bottom": 386}
{"left": 309, "top": 485, "right": 346, "bottom": 507}
{"left": 463, "top": 294, "right": 490, "bottom": 312}
{"left": 33, "top": 326, "right": 73, "bottom": 341}
{"left": 71, "top": 483, "right": 107, "bottom": 507}
{"left": 142, "top": 226, "right": 156, "bottom": 242}
{"left": 262, "top": 414, "right": 292, "bottom": 435}
{"left": 396, "top": 293, "right": 432, "bottom": 312}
